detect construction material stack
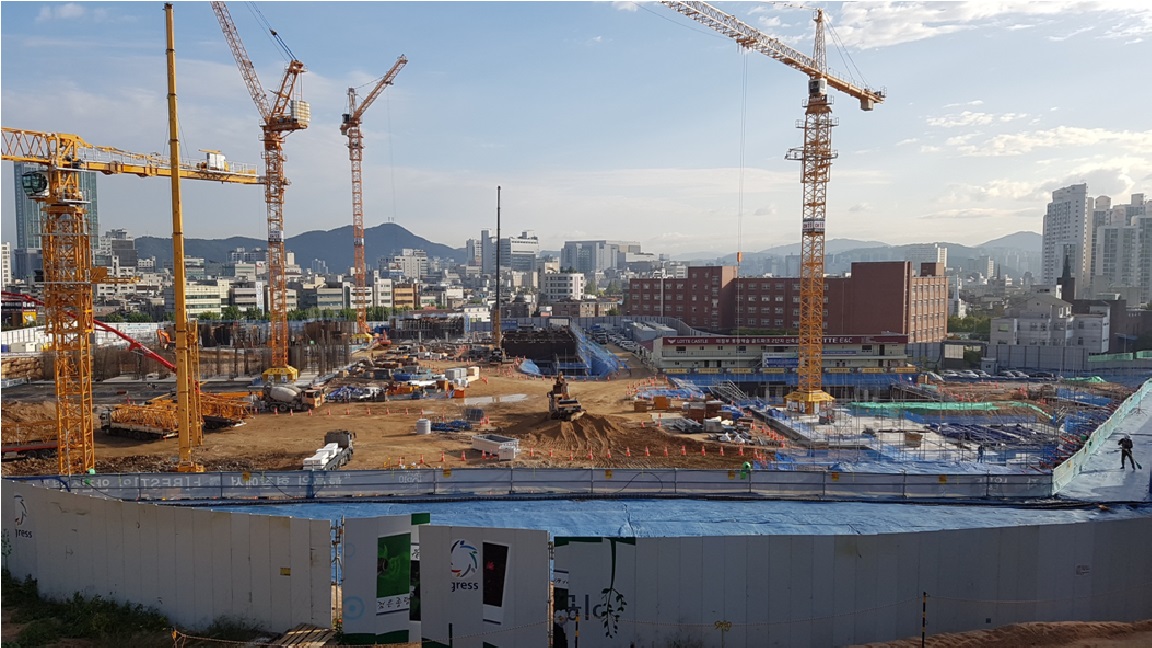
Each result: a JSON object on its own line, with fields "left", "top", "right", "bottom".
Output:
{"left": 302, "top": 430, "right": 355, "bottom": 471}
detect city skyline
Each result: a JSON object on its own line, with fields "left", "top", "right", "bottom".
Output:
{"left": 2, "top": 1, "right": 1150, "bottom": 255}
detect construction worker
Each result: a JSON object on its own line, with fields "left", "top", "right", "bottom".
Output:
{"left": 1119, "top": 435, "right": 1136, "bottom": 470}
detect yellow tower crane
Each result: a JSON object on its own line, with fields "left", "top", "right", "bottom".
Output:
{"left": 661, "top": 1, "right": 885, "bottom": 413}
{"left": 1, "top": 128, "right": 258, "bottom": 474}
{"left": 210, "top": 1, "right": 309, "bottom": 382}
{"left": 342, "top": 55, "right": 408, "bottom": 344}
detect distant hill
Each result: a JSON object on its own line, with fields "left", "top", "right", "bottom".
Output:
{"left": 136, "top": 222, "right": 467, "bottom": 269}
{"left": 676, "top": 238, "right": 889, "bottom": 264}
{"left": 978, "top": 231, "right": 1042, "bottom": 253}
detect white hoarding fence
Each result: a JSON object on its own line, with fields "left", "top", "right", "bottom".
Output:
{"left": 420, "top": 525, "right": 550, "bottom": 648}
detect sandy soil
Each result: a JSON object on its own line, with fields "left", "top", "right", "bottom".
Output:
{"left": 2, "top": 352, "right": 765, "bottom": 476}
{"left": 855, "top": 619, "right": 1152, "bottom": 647}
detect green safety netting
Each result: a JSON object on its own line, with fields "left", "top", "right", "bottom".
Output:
{"left": 1064, "top": 376, "right": 1107, "bottom": 383}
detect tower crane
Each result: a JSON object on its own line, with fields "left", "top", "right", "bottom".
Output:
{"left": 1, "top": 127, "right": 259, "bottom": 474}
{"left": 210, "top": 1, "right": 309, "bottom": 383}
{"left": 661, "top": 1, "right": 885, "bottom": 413}
{"left": 341, "top": 55, "right": 408, "bottom": 344}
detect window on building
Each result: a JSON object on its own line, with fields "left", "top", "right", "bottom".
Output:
{"left": 676, "top": 346, "right": 686, "bottom": 353}
{"left": 737, "top": 346, "right": 746, "bottom": 353}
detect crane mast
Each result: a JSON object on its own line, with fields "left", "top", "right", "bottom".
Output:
{"left": 661, "top": 1, "right": 884, "bottom": 413}
{"left": 342, "top": 55, "right": 408, "bottom": 343}
{"left": 211, "top": 1, "right": 309, "bottom": 382}
{"left": 1, "top": 127, "right": 258, "bottom": 474}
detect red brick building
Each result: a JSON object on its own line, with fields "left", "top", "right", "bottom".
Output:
{"left": 625, "top": 261, "right": 948, "bottom": 342}
{"left": 623, "top": 266, "right": 738, "bottom": 331}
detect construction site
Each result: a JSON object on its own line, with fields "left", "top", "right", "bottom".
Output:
{"left": 2, "top": 1, "right": 1150, "bottom": 647}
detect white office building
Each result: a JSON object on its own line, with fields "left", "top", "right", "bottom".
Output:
{"left": 991, "top": 292, "right": 1109, "bottom": 353}
{"left": 542, "top": 272, "right": 586, "bottom": 302}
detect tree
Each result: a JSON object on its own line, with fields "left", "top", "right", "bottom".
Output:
{"left": 606, "top": 307, "right": 620, "bottom": 316}
{"left": 101, "top": 312, "right": 125, "bottom": 323}
{"left": 243, "top": 307, "right": 265, "bottom": 321}
{"left": 197, "top": 311, "right": 221, "bottom": 321}
{"left": 220, "top": 305, "right": 242, "bottom": 321}
{"left": 126, "top": 311, "right": 153, "bottom": 323}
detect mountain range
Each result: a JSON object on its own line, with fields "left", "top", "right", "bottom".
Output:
{"left": 134, "top": 225, "right": 1042, "bottom": 273}
{"left": 136, "top": 223, "right": 467, "bottom": 270}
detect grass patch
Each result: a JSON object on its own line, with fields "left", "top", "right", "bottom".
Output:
{"left": 2, "top": 569, "right": 169, "bottom": 647}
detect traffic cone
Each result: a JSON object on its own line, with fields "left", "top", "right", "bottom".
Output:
{"left": 440, "top": 451, "right": 445, "bottom": 463}
{"left": 549, "top": 449, "right": 554, "bottom": 458}
{"left": 289, "top": 409, "right": 293, "bottom": 417}
{"left": 645, "top": 447, "right": 650, "bottom": 457}
{"left": 569, "top": 450, "right": 575, "bottom": 461}
{"left": 626, "top": 447, "right": 631, "bottom": 457}
{"left": 681, "top": 445, "right": 687, "bottom": 456}
{"left": 701, "top": 445, "right": 706, "bottom": 456}
{"left": 461, "top": 451, "right": 467, "bottom": 462}
{"left": 530, "top": 447, "right": 536, "bottom": 458}
{"left": 420, "top": 455, "right": 425, "bottom": 465}
{"left": 308, "top": 409, "right": 312, "bottom": 416}
{"left": 345, "top": 408, "right": 350, "bottom": 416}
{"left": 607, "top": 449, "right": 612, "bottom": 459}
{"left": 273, "top": 408, "right": 278, "bottom": 415}
{"left": 720, "top": 446, "right": 725, "bottom": 456}
{"left": 327, "top": 409, "right": 331, "bottom": 416}
{"left": 366, "top": 407, "right": 370, "bottom": 416}
{"left": 588, "top": 450, "right": 593, "bottom": 460}
{"left": 738, "top": 446, "right": 745, "bottom": 457}
{"left": 664, "top": 446, "right": 669, "bottom": 457}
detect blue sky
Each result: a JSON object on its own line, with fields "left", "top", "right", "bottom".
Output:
{"left": 2, "top": 1, "right": 1150, "bottom": 259}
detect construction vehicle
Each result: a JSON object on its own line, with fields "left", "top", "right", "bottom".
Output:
{"left": 662, "top": 1, "right": 884, "bottom": 413}
{"left": 547, "top": 374, "right": 584, "bottom": 421}
{"left": 212, "top": 1, "right": 308, "bottom": 383}
{"left": 302, "top": 430, "right": 355, "bottom": 471}
{"left": 261, "top": 384, "right": 324, "bottom": 413}
{"left": 2, "top": 423, "right": 59, "bottom": 460}
{"left": 343, "top": 56, "right": 407, "bottom": 344}
{"left": 100, "top": 391, "right": 252, "bottom": 441}
{"left": 1, "top": 122, "right": 258, "bottom": 474}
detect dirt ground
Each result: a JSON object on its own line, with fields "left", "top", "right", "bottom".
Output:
{"left": 2, "top": 353, "right": 764, "bottom": 477}
{"left": 855, "top": 619, "right": 1152, "bottom": 647}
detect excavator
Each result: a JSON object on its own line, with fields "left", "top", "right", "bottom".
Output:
{"left": 547, "top": 373, "right": 584, "bottom": 422}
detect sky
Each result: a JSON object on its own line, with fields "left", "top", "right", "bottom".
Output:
{"left": 2, "top": 1, "right": 1151, "bottom": 259}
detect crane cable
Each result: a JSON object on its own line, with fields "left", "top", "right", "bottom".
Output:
{"left": 246, "top": 2, "right": 294, "bottom": 62}
{"left": 384, "top": 93, "right": 400, "bottom": 225}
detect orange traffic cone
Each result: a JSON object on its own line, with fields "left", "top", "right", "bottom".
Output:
{"left": 308, "top": 409, "right": 313, "bottom": 416}
{"left": 681, "top": 445, "right": 687, "bottom": 456}
{"left": 664, "top": 446, "right": 669, "bottom": 457}
{"left": 289, "top": 409, "right": 293, "bottom": 417}
{"left": 701, "top": 446, "right": 706, "bottom": 456}
{"left": 645, "top": 447, "right": 650, "bottom": 457}
{"left": 738, "top": 446, "right": 745, "bottom": 457}
{"left": 461, "top": 451, "right": 467, "bottom": 462}
{"left": 720, "top": 446, "right": 725, "bottom": 456}
{"left": 626, "top": 447, "right": 631, "bottom": 457}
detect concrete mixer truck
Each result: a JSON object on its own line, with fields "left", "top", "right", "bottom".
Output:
{"left": 261, "top": 384, "right": 324, "bottom": 413}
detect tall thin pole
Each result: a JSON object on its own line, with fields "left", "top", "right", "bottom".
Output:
{"left": 493, "top": 186, "right": 502, "bottom": 349}
{"left": 166, "top": 3, "right": 202, "bottom": 472}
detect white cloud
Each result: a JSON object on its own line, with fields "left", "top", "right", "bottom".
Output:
{"left": 944, "top": 100, "right": 985, "bottom": 108}
{"left": 611, "top": 2, "right": 639, "bottom": 13}
{"left": 1049, "top": 26, "right": 1096, "bottom": 42}
{"left": 953, "top": 126, "right": 1152, "bottom": 156}
{"left": 926, "top": 111, "right": 1029, "bottom": 128}
{"left": 830, "top": 2, "right": 1146, "bottom": 49}
{"left": 36, "top": 3, "right": 86, "bottom": 22}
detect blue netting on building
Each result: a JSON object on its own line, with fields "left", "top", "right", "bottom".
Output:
{"left": 520, "top": 359, "right": 543, "bottom": 376}
{"left": 1055, "top": 388, "right": 1113, "bottom": 408}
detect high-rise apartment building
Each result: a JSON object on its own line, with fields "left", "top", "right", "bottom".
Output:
{"left": 0, "top": 242, "right": 11, "bottom": 288}
{"left": 12, "top": 162, "right": 99, "bottom": 250}
{"left": 1041, "top": 184, "right": 1091, "bottom": 286}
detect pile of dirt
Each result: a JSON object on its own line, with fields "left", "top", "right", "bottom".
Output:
{"left": 1, "top": 401, "right": 55, "bottom": 424}
{"left": 2, "top": 451, "right": 304, "bottom": 477}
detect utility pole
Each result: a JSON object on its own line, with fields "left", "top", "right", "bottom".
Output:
{"left": 492, "top": 186, "right": 502, "bottom": 349}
